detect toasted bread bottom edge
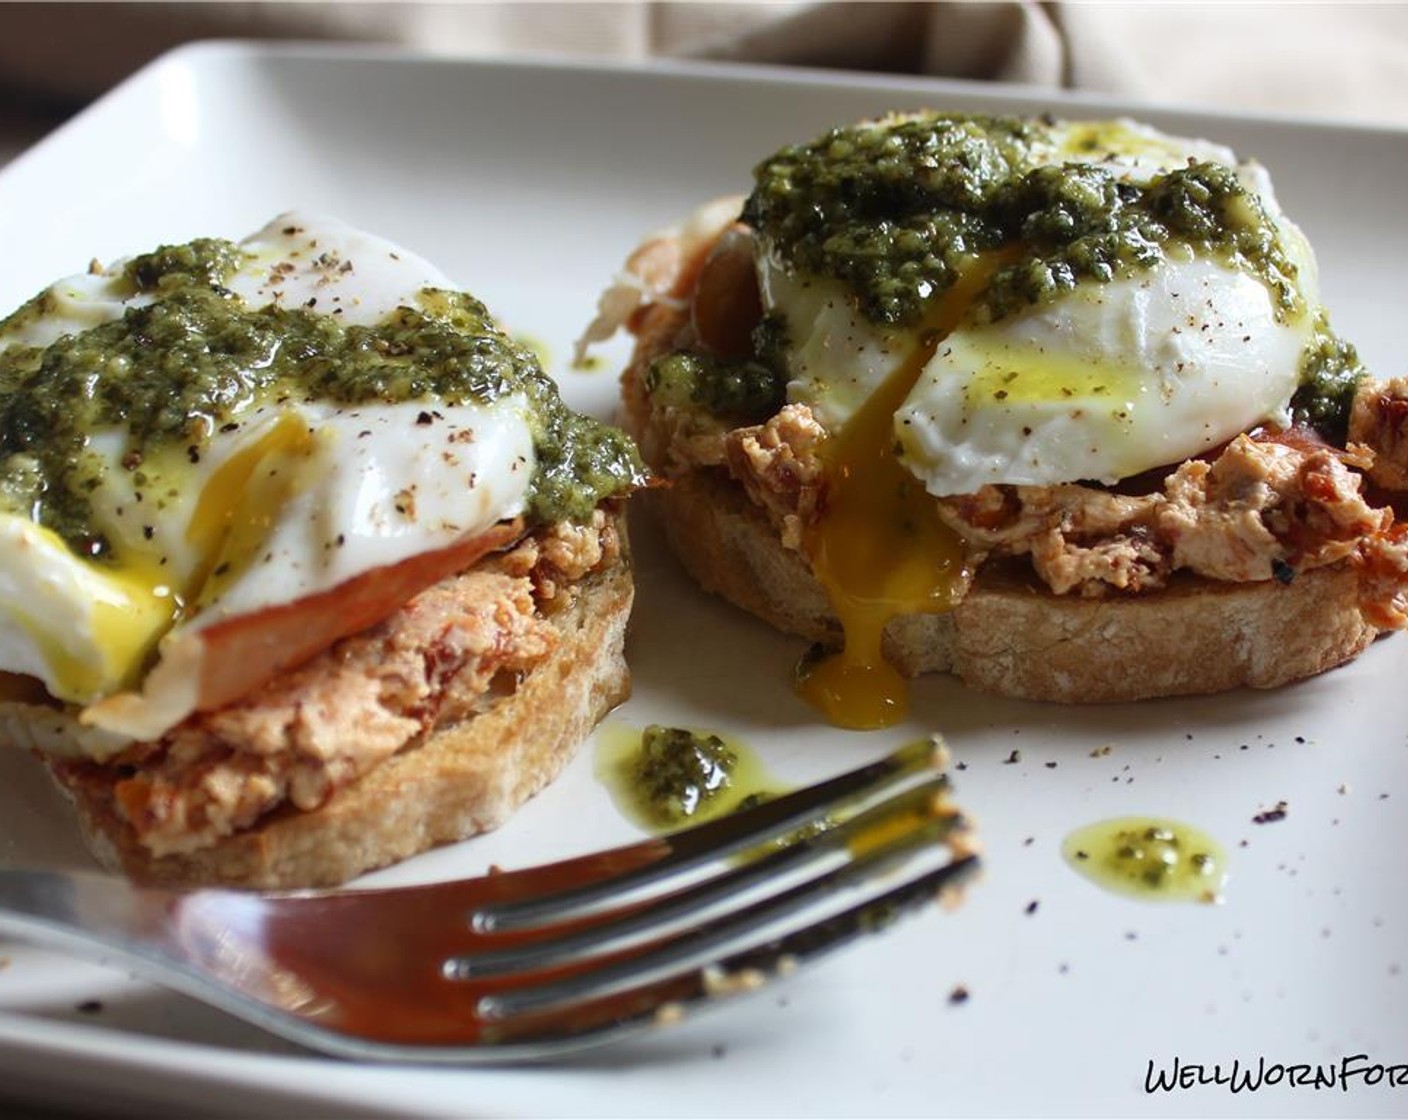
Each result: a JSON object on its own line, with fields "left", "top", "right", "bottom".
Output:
{"left": 45, "top": 548, "right": 634, "bottom": 890}
{"left": 657, "top": 468, "right": 1381, "bottom": 704}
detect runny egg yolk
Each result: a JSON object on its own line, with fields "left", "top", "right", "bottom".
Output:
{"left": 34, "top": 557, "right": 174, "bottom": 697}
{"left": 183, "top": 412, "right": 317, "bottom": 613}
{"left": 3, "top": 520, "right": 178, "bottom": 701}
{"left": 795, "top": 260, "right": 1004, "bottom": 729}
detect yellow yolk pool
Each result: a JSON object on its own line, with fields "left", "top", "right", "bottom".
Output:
{"left": 794, "top": 347, "right": 966, "bottom": 729}
{"left": 794, "top": 264, "right": 1003, "bottom": 729}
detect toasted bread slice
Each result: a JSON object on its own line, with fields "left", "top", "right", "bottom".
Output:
{"left": 42, "top": 540, "right": 633, "bottom": 890}
{"left": 652, "top": 464, "right": 1381, "bottom": 705}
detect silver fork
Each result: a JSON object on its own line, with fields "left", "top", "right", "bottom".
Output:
{"left": 0, "top": 737, "right": 977, "bottom": 1063}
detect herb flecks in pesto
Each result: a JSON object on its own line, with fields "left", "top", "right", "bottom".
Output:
{"left": 743, "top": 112, "right": 1304, "bottom": 327}
{"left": 1062, "top": 816, "right": 1227, "bottom": 903}
{"left": 633, "top": 724, "right": 738, "bottom": 827}
{"left": 644, "top": 312, "right": 789, "bottom": 422}
{"left": 645, "top": 351, "right": 784, "bottom": 422}
{"left": 124, "top": 238, "right": 247, "bottom": 295}
{"left": 1292, "top": 313, "right": 1367, "bottom": 442}
{"left": 0, "top": 238, "right": 645, "bottom": 554}
{"left": 0, "top": 288, "right": 60, "bottom": 339}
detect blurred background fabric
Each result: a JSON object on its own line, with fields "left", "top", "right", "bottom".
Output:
{"left": 1, "top": 1, "right": 1407, "bottom": 163}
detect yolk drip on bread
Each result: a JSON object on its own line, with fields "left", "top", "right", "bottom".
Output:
{"left": 796, "top": 261, "right": 1005, "bottom": 729}
{"left": 797, "top": 348, "right": 965, "bottom": 728}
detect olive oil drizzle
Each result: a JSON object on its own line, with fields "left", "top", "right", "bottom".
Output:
{"left": 1062, "top": 816, "right": 1227, "bottom": 903}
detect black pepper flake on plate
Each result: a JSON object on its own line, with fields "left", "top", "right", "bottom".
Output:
{"left": 75, "top": 999, "right": 104, "bottom": 1015}
{"left": 1252, "top": 801, "right": 1289, "bottom": 824}
{"left": 947, "top": 985, "right": 970, "bottom": 1006}
{"left": 1004, "top": 749, "right": 1021, "bottom": 765}
{"left": 1024, "top": 900, "right": 1039, "bottom": 915}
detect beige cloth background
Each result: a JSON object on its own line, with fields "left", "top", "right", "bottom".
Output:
{"left": 1, "top": 1, "right": 1407, "bottom": 130}
{"left": 0, "top": 1, "right": 1402, "bottom": 118}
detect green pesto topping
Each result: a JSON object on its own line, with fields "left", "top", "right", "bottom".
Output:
{"left": 0, "top": 237, "right": 645, "bottom": 555}
{"left": 644, "top": 312, "right": 789, "bottom": 422}
{"left": 596, "top": 722, "right": 793, "bottom": 836}
{"left": 0, "top": 289, "right": 60, "bottom": 340}
{"left": 1292, "top": 313, "right": 1367, "bottom": 442}
{"left": 742, "top": 112, "right": 1304, "bottom": 327}
{"left": 631, "top": 724, "right": 738, "bottom": 827}
{"left": 124, "top": 237, "right": 248, "bottom": 295}
{"left": 645, "top": 351, "right": 784, "bottom": 422}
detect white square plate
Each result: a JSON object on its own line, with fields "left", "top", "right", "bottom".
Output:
{"left": 0, "top": 42, "right": 1405, "bottom": 1118}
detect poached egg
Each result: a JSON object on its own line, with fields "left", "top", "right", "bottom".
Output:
{"left": 745, "top": 115, "right": 1327, "bottom": 727}
{"left": 0, "top": 214, "right": 542, "bottom": 745}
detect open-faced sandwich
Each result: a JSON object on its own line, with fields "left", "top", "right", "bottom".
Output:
{"left": 0, "top": 213, "right": 646, "bottom": 887}
{"left": 579, "top": 112, "right": 1408, "bottom": 728}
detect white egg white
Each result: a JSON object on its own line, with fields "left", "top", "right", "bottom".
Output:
{"left": 762, "top": 118, "right": 1321, "bottom": 496}
{"left": 0, "top": 213, "right": 536, "bottom": 725}
{"left": 895, "top": 255, "right": 1313, "bottom": 493}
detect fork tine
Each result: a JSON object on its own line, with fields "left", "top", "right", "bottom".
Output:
{"left": 475, "top": 735, "right": 946, "bottom": 930}
{"left": 0, "top": 737, "right": 975, "bottom": 1063}
{"left": 452, "top": 777, "right": 962, "bottom": 978}
{"left": 474, "top": 780, "right": 972, "bottom": 1019}
{"left": 475, "top": 851, "right": 980, "bottom": 1053}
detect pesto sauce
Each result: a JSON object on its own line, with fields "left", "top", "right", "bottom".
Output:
{"left": 644, "top": 350, "right": 784, "bottom": 422}
{"left": 742, "top": 112, "right": 1302, "bottom": 328}
{"left": 1062, "top": 816, "right": 1227, "bottom": 903}
{"left": 595, "top": 722, "right": 789, "bottom": 832}
{"left": 644, "top": 311, "right": 789, "bottom": 422}
{"left": 0, "top": 238, "right": 646, "bottom": 556}
{"left": 1292, "top": 313, "right": 1366, "bottom": 442}
{"left": 0, "top": 288, "right": 60, "bottom": 339}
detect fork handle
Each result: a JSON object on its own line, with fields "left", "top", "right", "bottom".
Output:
{"left": 0, "top": 868, "right": 184, "bottom": 957}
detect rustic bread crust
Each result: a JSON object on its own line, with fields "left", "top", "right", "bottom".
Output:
{"left": 658, "top": 467, "right": 1380, "bottom": 703}
{"left": 44, "top": 548, "right": 634, "bottom": 889}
